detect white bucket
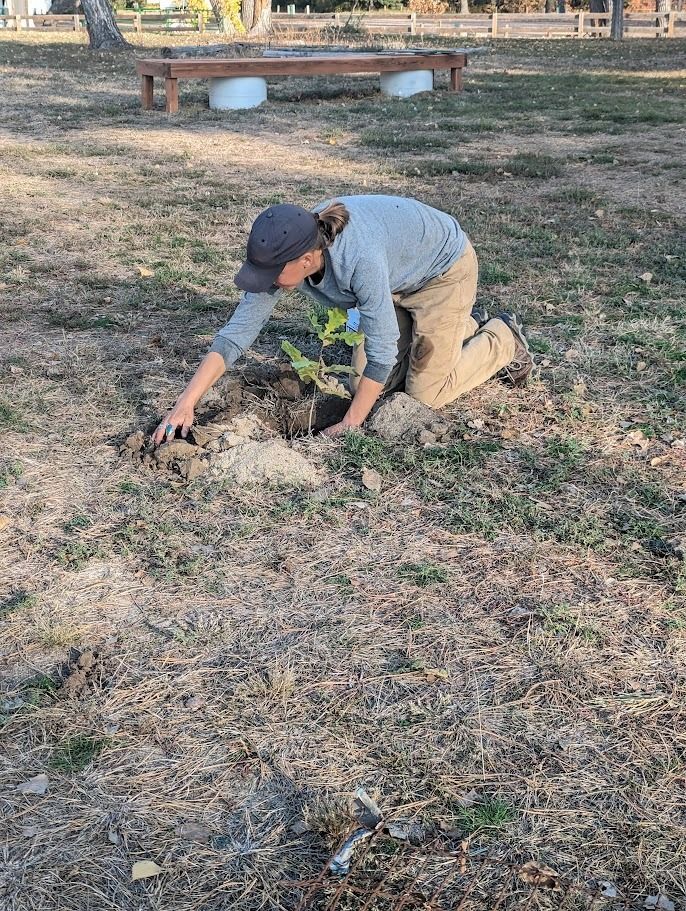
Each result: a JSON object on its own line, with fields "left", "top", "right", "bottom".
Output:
{"left": 380, "top": 70, "right": 434, "bottom": 99}
{"left": 209, "top": 76, "right": 268, "bottom": 111}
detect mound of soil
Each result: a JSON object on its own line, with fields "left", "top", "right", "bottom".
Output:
{"left": 121, "top": 406, "right": 323, "bottom": 488}
{"left": 368, "top": 393, "right": 450, "bottom": 444}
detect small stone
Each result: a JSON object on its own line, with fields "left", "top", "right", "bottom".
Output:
{"left": 368, "top": 393, "right": 436, "bottom": 442}
{"left": 16, "top": 774, "right": 49, "bottom": 796}
{"left": 361, "top": 467, "right": 382, "bottom": 492}
{"left": 289, "top": 819, "right": 311, "bottom": 836}
{"left": 640, "top": 272, "right": 653, "bottom": 284}
{"left": 217, "top": 432, "right": 244, "bottom": 450}
{"left": 417, "top": 429, "right": 437, "bottom": 447}
{"left": 77, "top": 651, "right": 96, "bottom": 671}
{"left": 636, "top": 361, "right": 647, "bottom": 372}
{"left": 184, "top": 696, "right": 205, "bottom": 710}
{"left": 123, "top": 430, "right": 145, "bottom": 453}
{"left": 429, "top": 421, "right": 450, "bottom": 439}
{"left": 180, "top": 458, "right": 208, "bottom": 482}
{"left": 644, "top": 895, "right": 675, "bottom": 911}
{"left": 467, "top": 418, "right": 485, "bottom": 431}
{"left": 177, "top": 821, "right": 211, "bottom": 843}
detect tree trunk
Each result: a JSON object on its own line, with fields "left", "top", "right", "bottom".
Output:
{"left": 242, "top": 0, "right": 271, "bottom": 34}
{"left": 545, "top": 0, "right": 555, "bottom": 11}
{"left": 460, "top": 0, "right": 469, "bottom": 13}
{"left": 209, "top": 0, "right": 237, "bottom": 33}
{"left": 557, "top": 0, "right": 565, "bottom": 11}
{"left": 656, "top": 0, "right": 670, "bottom": 11}
{"left": 610, "top": 0, "right": 623, "bottom": 37}
{"left": 80, "top": 0, "right": 128, "bottom": 48}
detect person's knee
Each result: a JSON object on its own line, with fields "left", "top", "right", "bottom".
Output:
{"left": 410, "top": 385, "right": 441, "bottom": 408}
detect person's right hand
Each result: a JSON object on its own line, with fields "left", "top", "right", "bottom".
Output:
{"left": 153, "top": 397, "right": 195, "bottom": 446}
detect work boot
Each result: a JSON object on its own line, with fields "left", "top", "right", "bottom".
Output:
{"left": 471, "top": 306, "right": 490, "bottom": 328}
{"left": 498, "top": 312, "right": 533, "bottom": 387}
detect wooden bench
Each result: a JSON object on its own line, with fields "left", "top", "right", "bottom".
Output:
{"left": 136, "top": 51, "right": 468, "bottom": 114}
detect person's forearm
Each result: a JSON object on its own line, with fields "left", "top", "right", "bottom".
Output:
{"left": 178, "top": 352, "right": 226, "bottom": 406}
{"left": 345, "top": 376, "right": 384, "bottom": 427}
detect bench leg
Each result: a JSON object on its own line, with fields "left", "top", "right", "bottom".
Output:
{"left": 165, "top": 77, "right": 179, "bottom": 114}
{"left": 450, "top": 67, "right": 463, "bottom": 92}
{"left": 141, "top": 74, "right": 154, "bottom": 111}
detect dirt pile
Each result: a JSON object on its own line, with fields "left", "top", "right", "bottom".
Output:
{"left": 368, "top": 393, "right": 451, "bottom": 444}
{"left": 120, "top": 412, "right": 322, "bottom": 489}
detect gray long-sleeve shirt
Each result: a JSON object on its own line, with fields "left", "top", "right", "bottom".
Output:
{"left": 209, "top": 195, "right": 467, "bottom": 384}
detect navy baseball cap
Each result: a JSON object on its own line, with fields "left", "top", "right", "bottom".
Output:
{"left": 235, "top": 204, "right": 320, "bottom": 293}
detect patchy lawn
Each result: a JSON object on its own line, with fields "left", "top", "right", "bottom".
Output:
{"left": 0, "top": 29, "right": 685, "bottom": 911}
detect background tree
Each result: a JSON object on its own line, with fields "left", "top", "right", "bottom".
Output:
{"left": 241, "top": 0, "right": 271, "bottom": 35}
{"left": 80, "top": 0, "right": 128, "bottom": 48}
{"left": 207, "top": 0, "right": 242, "bottom": 34}
{"left": 611, "top": 0, "right": 624, "bottom": 37}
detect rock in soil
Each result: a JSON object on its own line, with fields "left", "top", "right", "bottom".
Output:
{"left": 122, "top": 430, "right": 145, "bottom": 453}
{"left": 155, "top": 440, "right": 200, "bottom": 466}
{"left": 210, "top": 440, "right": 322, "bottom": 488}
{"left": 368, "top": 393, "right": 437, "bottom": 442}
{"left": 361, "top": 467, "right": 383, "bottom": 492}
{"left": 417, "top": 429, "right": 437, "bottom": 447}
{"left": 60, "top": 649, "right": 100, "bottom": 697}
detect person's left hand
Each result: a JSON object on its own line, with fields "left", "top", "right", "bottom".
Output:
{"left": 321, "top": 418, "right": 360, "bottom": 438}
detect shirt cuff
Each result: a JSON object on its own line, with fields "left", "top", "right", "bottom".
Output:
{"left": 208, "top": 336, "right": 242, "bottom": 368}
{"left": 362, "top": 361, "right": 393, "bottom": 384}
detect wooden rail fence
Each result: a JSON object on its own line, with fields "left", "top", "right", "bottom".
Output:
{"left": 0, "top": 9, "right": 683, "bottom": 38}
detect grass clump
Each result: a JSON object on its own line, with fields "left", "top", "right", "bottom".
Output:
{"left": 332, "top": 433, "right": 399, "bottom": 475}
{"left": 0, "top": 401, "right": 28, "bottom": 432}
{"left": 51, "top": 735, "right": 108, "bottom": 772}
{"left": 506, "top": 152, "right": 564, "bottom": 178}
{"left": 0, "top": 591, "right": 36, "bottom": 619}
{"left": 0, "top": 460, "right": 23, "bottom": 488}
{"left": 457, "top": 797, "right": 515, "bottom": 833}
{"left": 398, "top": 561, "right": 448, "bottom": 587}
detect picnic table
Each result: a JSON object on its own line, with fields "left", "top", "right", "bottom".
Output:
{"left": 135, "top": 51, "right": 468, "bottom": 113}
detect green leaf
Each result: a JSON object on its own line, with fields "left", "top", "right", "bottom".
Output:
{"left": 337, "top": 330, "right": 365, "bottom": 347}
{"left": 281, "top": 340, "right": 304, "bottom": 362}
{"left": 323, "top": 308, "right": 348, "bottom": 337}
{"left": 307, "top": 310, "right": 324, "bottom": 334}
{"left": 281, "top": 340, "right": 319, "bottom": 383}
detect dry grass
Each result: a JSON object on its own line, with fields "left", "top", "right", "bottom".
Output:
{"left": 1, "top": 29, "right": 685, "bottom": 911}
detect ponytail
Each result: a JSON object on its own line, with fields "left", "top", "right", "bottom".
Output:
{"left": 314, "top": 201, "right": 350, "bottom": 248}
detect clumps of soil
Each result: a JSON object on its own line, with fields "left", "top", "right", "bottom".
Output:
{"left": 121, "top": 410, "right": 323, "bottom": 489}
{"left": 60, "top": 649, "right": 102, "bottom": 698}
{"left": 368, "top": 393, "right": 451, "bottom": 445}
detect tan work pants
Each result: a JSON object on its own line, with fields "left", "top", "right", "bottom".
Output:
{"left": 352, "top": 242, "right": 515, "bottom": 408}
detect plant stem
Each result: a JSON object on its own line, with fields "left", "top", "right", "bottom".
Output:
{"left": 308, "top": 344, "right": 325, "bottom": 435}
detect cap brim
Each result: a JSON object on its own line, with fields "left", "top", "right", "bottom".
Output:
{"left": 235, "top": 260, "right": 282, "bottom": 294}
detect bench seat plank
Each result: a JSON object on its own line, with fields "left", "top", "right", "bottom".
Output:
{"left": 136, "top": 52, "right": 467, "bottom": 113}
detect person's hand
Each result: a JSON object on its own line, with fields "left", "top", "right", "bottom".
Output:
{"left": 153, "top": 397, "right": 195, "bottom": 446}
{"left": 321, "top": 417, "right": 361, "bottom": 439}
